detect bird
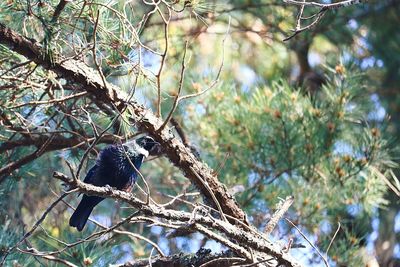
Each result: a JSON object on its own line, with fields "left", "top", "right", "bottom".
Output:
{"left": 69, "top": 136, "right": 161, "bottom": 231}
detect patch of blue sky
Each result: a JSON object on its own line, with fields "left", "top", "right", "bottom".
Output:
{"left": 201, "top": 65, "right": 214, "bottom": 77}
{"left": 195, "top": 104, "right": 206, "bottom": 116}
{"left": 237, "top": 65, "right": 257, "bottom": 92}
{"left": 90, "top": 213, "right": 113, "bottom": 242}
{"left": 333, "top": 138, "right": 369, "bottom": 161}
{"left": 395, "top": 212, "right": 400, "bottom": 233}
{"left": 342, "top": 51, "right": 352, "bottom": 64}
{"left": 150, "top": 225, "right": 163, "bottom": 235}
{"left": 347, "top": 19, "right": 358, "bottom": 30}
{"left": 287, "top": 230, "right": 331, "bottom": 267}
{"left": 354, "top": 37, "right": 386, "bottom": 70}
{"left": 372, "top": 216, "right": 379, "bottom": 231}
{"left": 92, "top": 213, "right": 111, "bottom": 228}
{"left": 366, "top": 217, "right": 379, "bottom": 252}
{"left": 290, "top": 64, "right": 300, "bottom": 81}
{"left": 333, "top": 140, "right": 354, "bottom": 156}
{"left": 201, "top": 63, "right": 219, "bottom": 77}
{"left": 366, "top": 236, "right": 376, "bottom": 253}
{"left": 319, "top": 219, "right": 332, "bottom": 234}
{"left": 127, "top": 47, "right": 161, "bottom": 74}
{"left": 253, "top": 221, "right": 331, "bottom": 266}
{"left": 368, "top": 94, "right": 386, "bottom": 121}
{"left": 346, "top": 203, "right": 363, "bottom": 217}
{"left": 158, "top": 236, "right": 171, "bottom": 255}
{"left": 351, "top": 37, "right": 385, "bottom": 69}
{"left": 394, "top": 243, "right": 400, "bottom": 258}
{"left": 360, "top": 57, "right": 376, "bottom": 69}
{"left": 112, "top": 243, "right": 133, "bottom": 264}
{"left": 292, "top": 249, "right": 328, "bottom": 267}
{"left": 345, "top": 102, "right": 356, "bottom": 113}
{"left": 176, "top": 234, "right": 203, "bottom": 253}
{"left": 309, "top": 51, "right": 322, "bottom": 68}
{"left": 131, "top": 87, "right": 150, "bottom": 106}
{"left": 247, "top": 171, "right": 258, "bottom": 186}
{"left": 376, "top": 59, "right": 384, "bottom": 68}
{"left": 357, "top": 37, "right": 372, "bottom": 52}
{"left": 254, "top": 198, "right": 269, "bottom": 212}
{"left": 203, "top": 239, "right": 223, "bottom": 252}
{"left": 21, "top": 103, "right": 47, "bottom": 126}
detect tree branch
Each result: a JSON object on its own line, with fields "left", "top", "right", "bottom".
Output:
{"left": 53, "top": 171, "right": 303, "bottom": 267}
{"left": 0, "top": 21, "right": 247, "bottom": 225}
{"left": 118, "top": 249, "right": 244, "bottom": 267}
{"left": 284, "top": 0, "right": 367, "bottom": 10}
{"left": 283, "top": 0, "right": 368, "bottom": 40}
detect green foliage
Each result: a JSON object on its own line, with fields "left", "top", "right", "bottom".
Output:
{"left": 188, "top": 67, "right": 395, "bottom": 263}
{"left": 1, "top": 1, "right": 399, "bottom": 266}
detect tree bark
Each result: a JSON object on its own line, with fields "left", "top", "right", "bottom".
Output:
{"left": 0, "top": 22, "right": 247, "bottom": 224}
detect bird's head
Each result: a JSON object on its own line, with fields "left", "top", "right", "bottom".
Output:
{"left": 135, "top": 136, "right": 162, "bottom": 156}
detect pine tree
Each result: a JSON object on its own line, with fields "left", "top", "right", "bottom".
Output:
{"left": 0, "top": 1, "right": 398, "bottom": 266}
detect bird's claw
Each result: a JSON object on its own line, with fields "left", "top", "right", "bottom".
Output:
{"left": 104, "top": 184, "right": 113, "bottom": 193}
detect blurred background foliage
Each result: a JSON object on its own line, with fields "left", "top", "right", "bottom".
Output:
{"left": 0, "top": 0, "right": 399, "bottom": 266}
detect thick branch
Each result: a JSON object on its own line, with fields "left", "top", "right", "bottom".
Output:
{"left": 0, "top": 22, "right": 247, "bottom": 225}
{"left": 53, "top": 172, "right": 303, "bottom": 267}
{"left": 0, "top": 134, "right": 125, "bottom": 180}
{"left": 264, "top": 196, "right": 294, "bottom": 235}
{"left": 118, "top": 250, "right": 243, "bottom": 267}
{"left": 0, "top": 134, "right": 122, "bottom": 153}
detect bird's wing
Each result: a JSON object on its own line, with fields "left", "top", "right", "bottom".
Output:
{"left": 83, "top": 165, "right": 98, "bottom": 185}
{"left": 124, "top": 156, "right": 144, "bottom": 191}
{"left": 133, "top": 155, "right": 145, "bottom": 174}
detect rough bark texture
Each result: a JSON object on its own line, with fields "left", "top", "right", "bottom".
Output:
{"left": 0, "top": 22, "right": 247, "bottom": 224}
{"left": 118, "top": 249, "right": 242, "bottom": 267}
{"left": 53, "top": 172, "right": 303, "bottom": 267}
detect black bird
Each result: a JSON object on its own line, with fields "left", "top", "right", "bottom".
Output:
{"left": 69, "top": 136, "right": 161, "bottom": 231}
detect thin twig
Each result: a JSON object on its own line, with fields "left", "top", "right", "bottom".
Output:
{"left": 155, "top": 4, "right": 171, "bottom": 118}
{"left": 284, "top": 0, "right": 366, "bottom": 10}
{"left": 17, "top": 247, "right": 78, "bottom": 267}
{"left": 326, "top": 222, "right": 341, "bottom": 256}
{"left": 158, "top": 41, "right": 189, "bottom": 132}
{"left": 283, "top": 0, "right": 367, "bottom": 40}
{"left": 91, "top": 10, "right": 108, "bottom": 89}
{"left": 286, "top": 218, "right": 329, "bottom": 267}
{"left": 178, "top": 17, "right": 231, "bottom": 101}
{"left": 0, "top": 189, "right": 78, "bottom": 265}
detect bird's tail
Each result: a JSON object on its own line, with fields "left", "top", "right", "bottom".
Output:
{"left": 69, "top": 196, "right": 101, "bottom": 231}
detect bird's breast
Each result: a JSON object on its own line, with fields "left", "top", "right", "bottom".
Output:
{"left": 97, "top": 145, "right": 142, "bottom": 190}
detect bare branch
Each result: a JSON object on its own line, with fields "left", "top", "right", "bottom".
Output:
{"left": 53, "top": 171, "right": 303, "bottom": 267}
{"left": 1, "top": 189, "right": 78, "bottom": 265}
{"left": 52, "top": 0, "right": 73, "bottom": 23}
{"left": 286, "top": 218, "right": 329, "bottom": 267}
{"left": 119, "top": 250, "right": 244, "bottom": 267}
{"left": 283, "top": 0, "right": 368, "bottom": 41}
{"left": 284, "top": 0, "right": 367, "bottom": 10}
{"left": 158, "top": 41, "right": 189, "bottom": 132}
{"left": 17, "top": 248, "right": 78, "bottom": 267}
{"left": 264, "top": 196, "right": 294, "bottom": 235}
{"left": 0, "top": 21, "right": 248, "bottom": 225}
